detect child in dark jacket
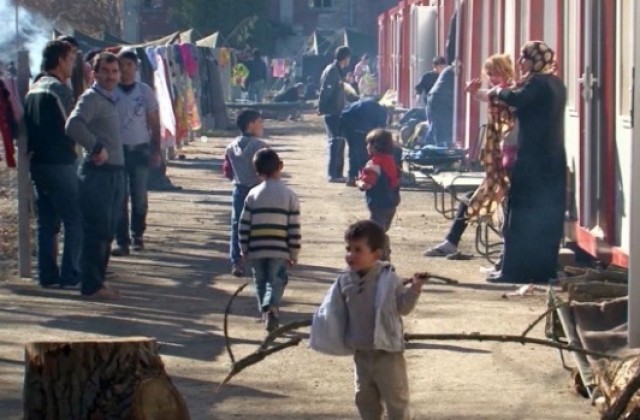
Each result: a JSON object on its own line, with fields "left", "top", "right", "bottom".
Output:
{"left": 356, "top": 129, "right": 401, "bottom": 261}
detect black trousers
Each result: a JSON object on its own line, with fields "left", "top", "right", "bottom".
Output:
{"left": 445, "top": 191, "right": 473, "bottom": 246}
{"left": 78, "top": 165, "right": 125, "bottom": 295}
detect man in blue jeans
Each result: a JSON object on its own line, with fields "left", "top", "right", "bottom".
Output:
{"left": 24, "top": 40, "right": 81, "bottom": 288}
{"left": 223, "top": 110, "right": 268, "bottom": 277}
{"left": 111, "top": 50, "right": 162, "bottom": 256}
{"left": 319, "top": 46, "right": 351, "bottom": 182}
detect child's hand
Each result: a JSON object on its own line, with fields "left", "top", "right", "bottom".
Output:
{"left": 356, "top": 179, "right": 370, "bottom": 190}
{"left": 289, "top": 258, "right": 297, "bottom": 268}
{"left": 411, "top": 272, "right": 429, "bottom": 292}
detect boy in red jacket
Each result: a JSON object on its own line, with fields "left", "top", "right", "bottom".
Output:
{"left": 356, "top": 129, "right": 401, "bottom": 261}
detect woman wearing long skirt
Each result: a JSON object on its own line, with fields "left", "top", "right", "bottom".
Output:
{"left": 486, "top": 41, "right": 567, "bottom": 284}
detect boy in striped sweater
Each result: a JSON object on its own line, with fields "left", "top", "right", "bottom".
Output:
{"left": 239, "top": 149, "right": 301, "bottom": 332}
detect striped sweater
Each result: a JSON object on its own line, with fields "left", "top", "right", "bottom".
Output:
{"left": 239, "top": 179, "right": 301, "bottom": 261}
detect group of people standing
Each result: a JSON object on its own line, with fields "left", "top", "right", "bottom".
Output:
{"left": 24, "top": 39, "right": 161, "bottom": 298}
{"left": 426, "top": 40, "right": 567, "bottom": 285}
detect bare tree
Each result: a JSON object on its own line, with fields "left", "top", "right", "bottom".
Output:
{"left": 19, "top": 0, "right": 123, "bottom": 36}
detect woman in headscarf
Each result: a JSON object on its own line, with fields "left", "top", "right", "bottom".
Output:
{"left": 485, "top": 41, "right": 567, "bottom": 284}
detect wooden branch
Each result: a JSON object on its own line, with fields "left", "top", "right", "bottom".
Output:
{"left": 217, "top": 337, "right": 303, "bottom": 392}
{"left": 402, "top": 272, "right": 459, "bottom": 286}
{"left": 602, "top": 366, "right": 640, "bottom": 420}
{"left": 223, "top": 283, "right": 249, "bottom": 365}
{"left": 260, "top": 319, "right": 312, "bottom": 350}
{"left": 521, "top": 301, "right": 569, "bottom": 337}
{"left": 404, "top": 333, "right": 619, "bottom": 360}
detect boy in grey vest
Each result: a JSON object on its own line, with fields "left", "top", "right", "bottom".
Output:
{"left": 223, "top": 110, "right": 268, "bottom": 277}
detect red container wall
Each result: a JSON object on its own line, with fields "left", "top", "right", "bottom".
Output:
{"left": 378, "top": 12, "right": 390, "bottom": 94}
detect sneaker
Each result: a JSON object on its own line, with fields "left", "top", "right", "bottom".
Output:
{"left": 423, "top": 240, "right": 457, "bottom": 257}
{"left": 346, "top": 178, "right": 357, "bottom": 187}
{"left": 231, "top": 263, "right": 244, "bottom": 277}
{"left": 265, "top": 311, "right": 280, "bottom": 333}
{"left": 111, "top": 246, "right": 130, "bottom": 257}
{"left": 132, "top": 238, "right": 144, "bottom": 251}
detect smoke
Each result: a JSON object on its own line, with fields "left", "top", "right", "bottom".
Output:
{"left": 0, "top": 0, "right": 52, "bottom": 75}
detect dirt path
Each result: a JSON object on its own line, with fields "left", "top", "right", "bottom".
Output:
{"left": 0, "top": 116, "right": 594, "bottom": 419}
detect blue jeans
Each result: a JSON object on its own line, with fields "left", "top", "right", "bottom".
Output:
{"left": 251, "top": 258, "right": 289, "bottom": 312}
{"left": 247, "top": 80, "right": 265, "bottom": 103}
{"left": 230, "top": 185, "right": 252, "bottom": 264}
{"left": 427, "top": 112, "right": 453, "bottom": 148}
{"left": 31, "top": 164, "right": 82, "bottom": 286}
{"left": 78, "top": 165, "right": 125, "bottom": 295}
{"left": 345, "top": 129, "right": 369, "bottom": 179}
{"left": 370, "top": 206, "right": 397, "bottom": 262}
{"left": 324, "top": 114, "right": 345, "bottom": 179}
{"left": 116, "top": 146, "right": 150, "bottom": 246}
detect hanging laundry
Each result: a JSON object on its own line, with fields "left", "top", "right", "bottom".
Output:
{"left": 0, "top": 79, "right": 17, "bottom": 168}
{"left": 232, "top": 63, "right": 249, "bottom": 87}
{"left": 219, "top": 48, "right": 230, "bottom": 67}
{"left": 146, "top": 47, "right": 158, "bottom": 71}
{"left": 179, "top": 43, "right": 198, "bottom": 79}
{"left": 153, "top": 53, "right": 177, "bottom": 148}
{"left": 271, "top": 59, "right": 287, "bottom": 78}
{"left": 2, "top": 77, "right": 22, "bottom": 121}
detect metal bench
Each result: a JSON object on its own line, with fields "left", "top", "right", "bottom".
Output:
{"left": 428, "top": 171, "right": 505, "bottom": 264}
{"left": 428, "top": 172, "right": 484, "bottom": 219}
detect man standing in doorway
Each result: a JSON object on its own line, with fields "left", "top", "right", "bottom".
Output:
{"left": 24, "top": 40, "right": 81, "bottom": 288}
{"left": 319, "top": 46, "right": 351, "bottom": 183}
{"left": 426, "top": 58, "right": 456, "bottom": 148}
{"left": 111, "top": 50, "right": 161, "bottom": 256}
{"left": 66, "top": 52, "right": 125, "bottom": 299}
{"left": 415, "top": 55, "right": 447, "bottom": 106}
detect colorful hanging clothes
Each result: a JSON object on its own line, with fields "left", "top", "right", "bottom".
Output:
{"left": 219, "top": 48, "right": 230, "bottom": 67}
{"left": 0, "top": 79, "right": 17, "bottom": 168}
{"left": 2, "top": 77, "right": 22, "bottom": 121}
{"left": 183, "top": 77, "right": 201, "bottom": 131}
{"left": 271, "top": 59, "right": 287, "bottom": 78}
{"left": 179, "top": 43, "right": 198, "bottom": 78}
{"left": 232, "top": 63, "right": 249, "bottom": 87}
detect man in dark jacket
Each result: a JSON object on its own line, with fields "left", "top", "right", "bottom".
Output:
{"left": 415, "top": 55, "right": 447, "bottom": 105}
{"left": 245, "top": 49, "right": 268, "bottom": 103}
{"left": 24, "top": 40, "right": 81, "bottom": 289}
{"left": 319, "top": 46, "right": 350, "bottom": 182}
{"left": 340, "top": 99, "right": 388, "bottom": 186}
{"left": 426, "top": 62, "right": 455, "bottom": 147}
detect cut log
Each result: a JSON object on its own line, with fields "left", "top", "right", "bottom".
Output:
{"left": 594, "top": 357, "right": 640, "bottom": 419}
{"left": 23, "top": 337, "right": 190, "bottom": 420}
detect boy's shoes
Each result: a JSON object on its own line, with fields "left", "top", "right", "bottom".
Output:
{"left": 424, "top": 240, "right": 457, "bottom": 257}
{"left": 265, "top": 311, "right": 280, "bottom": 333}
{"left": 345, "top": 178, "right": 357, "bottom": 187}
{"left": 231, "top": 263, "right": 244, "bottom": 277}
{"left": 132, "top": 238, "right": 144, "bottom": 251}
{"left": 111, "top": 246, "right": 130, "bottom": 257}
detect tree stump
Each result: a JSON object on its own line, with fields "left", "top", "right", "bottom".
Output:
{"left": 23, "top": 337, "right": 190, "bottom": 420}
